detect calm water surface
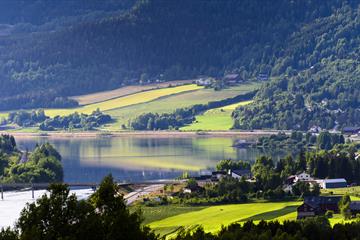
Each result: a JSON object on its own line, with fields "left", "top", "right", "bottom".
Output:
{"left": 15, "top": 136, "right": 288, "bottom": 183}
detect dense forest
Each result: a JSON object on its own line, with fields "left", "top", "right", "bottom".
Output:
{"left": 233, "top": 5, "right": 360, "bottom": 130}
{"left": 0, "top": 0, "right": 357, "bottom": 112}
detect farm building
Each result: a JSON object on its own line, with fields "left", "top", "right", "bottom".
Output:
{"left": 223, "top": 74, "right": 242, "bottom": 85}
{"left": 342, "top": 126, "right": 360, "bottom": 135}
{"left": 229, "top": 169, "right": 252, "bottom": 179}
{"left": 321, "top": 178, "right": 347, "bottom": 189}
{"left": 297, "top": 196, "right": 342, "bottom": 219}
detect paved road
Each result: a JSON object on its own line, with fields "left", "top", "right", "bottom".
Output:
{"left": 124, "top": 184, "right": 164, "bottom": 205}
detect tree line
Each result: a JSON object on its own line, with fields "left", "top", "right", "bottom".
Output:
{"left": 6, "top": 109, "right": 112, "bottom": 131}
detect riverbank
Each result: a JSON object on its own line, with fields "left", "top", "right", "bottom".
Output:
{"left": 0, "top": 130, "right": 283, "bottom": 139}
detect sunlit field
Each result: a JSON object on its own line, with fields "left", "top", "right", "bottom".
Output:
{"left": 181, "top": 100, "right": 253, "bottom": 131}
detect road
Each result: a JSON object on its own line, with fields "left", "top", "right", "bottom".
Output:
{"left": 124, "top": 184, "right": 164, "bottom": 205}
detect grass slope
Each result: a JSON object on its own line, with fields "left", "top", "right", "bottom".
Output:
{"left": 42, "top": 84, "right": 203, "bottom": 117}
{"left": 148, "top": 201, "right": 301, "bottom": 237}
{"left": 181, "top": 100, "right": 253, "bottom": 131}
{"left": 103, "top": 83, "right": 261, "bottom": 130}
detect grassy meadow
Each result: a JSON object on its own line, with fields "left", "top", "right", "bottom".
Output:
{"left": 146, "top": 201, "right": 301, "bottom": 237}
{"left": 180, "top": 100, "right": 253, "bottom": 131}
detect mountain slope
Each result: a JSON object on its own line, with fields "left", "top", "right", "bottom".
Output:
{"left": 0, "top": 0, "right": 358, "bottom": 113}
{"left": 233, "top": 5, "right": 360, "bottom": 130}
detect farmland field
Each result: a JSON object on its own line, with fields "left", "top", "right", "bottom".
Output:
{"left": 42, "top": 84, "right": 203, "bottom": 117}
{"left": 70, "top": 80, "right": 193, "bottom": 105}
{"left": 147, "top": 201, "right": 301, "bottom": 237}
{"left": 103, "top": 82, "right": 261, "bottom": 130}
{"left": 180, "top": 100, "right": 253, "bottom": 131}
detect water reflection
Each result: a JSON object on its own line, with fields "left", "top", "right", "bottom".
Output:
{"left": 15, "top": 136, "right": 291, "bottom": 183}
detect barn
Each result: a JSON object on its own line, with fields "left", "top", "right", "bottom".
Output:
{"left": 322, "top": 179, "right": 347, "bottom": 189}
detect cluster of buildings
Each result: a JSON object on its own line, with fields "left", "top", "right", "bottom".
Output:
{"left": 284, "top": 172, "right": 347, "bottom": 193}
{"left": 194, "top": 169, "right": 252, "bottom": 182}
{"left": 195, "top": 73, "right": 244, "bottom": 87}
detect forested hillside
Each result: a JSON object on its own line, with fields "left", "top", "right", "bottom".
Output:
{"left": 0, "top": 0, "right": 355, "bottom": 110}
{"left": 233, "top": 5, "right": 360, "bottom": 130}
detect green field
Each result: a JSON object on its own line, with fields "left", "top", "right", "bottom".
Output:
{"left": 103, "top": 82, "right": 261, "bottom": 130}
{"left": 147, "top": 201, "right": 301, "bottom": 237}
{"left": 180, "top": 100, "right": 253, "bottom": 131}
{"left": 322, "top": 186, "right": 360, "bottom": 197}
{"left": 44, "top": 84, "right": 203, "bottom": 117}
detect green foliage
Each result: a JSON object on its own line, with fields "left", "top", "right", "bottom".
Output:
{"left": 1, "top": 141, "right": 63, "bottom": 183}
{"left": 292, "top": 182, "right": 320, "bottom": 197}
{"left": 325, "top": 210, "right": 334, "bottom": 218}
{"left": 216, "top": 159, "right": 250, "bottom": 171}
{"left": 39, "top": 109, "right": 112, "bottom": 131}
{"left": 4, "top": 175, "right": 157, "bottom": 240}
{"left": 306, "top": 149, "right": 360, "bottom": 182}
{"left": 338, "top": 194, "right": 351, "bottom": 219}
{"left": 8, "top": 110, "right": 46, "bottom": 127}
{"left": 171, "top": 217, "right": 335, "bottom": 240}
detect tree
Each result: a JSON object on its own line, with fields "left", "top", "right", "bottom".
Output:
{"left": 89, "top": 175, "right": 157, "bottom": 240}
{"left": 338, "top": 194, "right": 351, "bottom": 219}
{"left": 17, "top": 184, "right": 101, "bottom": 240}
{"left": 9, "top": 176, "right": 158, "bottom": 240}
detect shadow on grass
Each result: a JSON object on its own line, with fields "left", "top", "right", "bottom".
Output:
{"left": 238, "top": 206, "right": 298, "bottom": 222}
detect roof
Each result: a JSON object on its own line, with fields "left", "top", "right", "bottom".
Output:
{"left": 350, "top": 201, "right": 360, "bottom": 210}
{"left": 343, "top": 127, "right": 360, "bottom": 132}
{"left": 223, "top": 74, "right": 239, "bottom": 79}
{"left": 304, "top": 196, "right": 342, "bottom": 207}
{"left": 323, "top": 178, "right": 347, "bottom": 183}
{"left": 232, "top": 169, "right": 251, "bottom": 176}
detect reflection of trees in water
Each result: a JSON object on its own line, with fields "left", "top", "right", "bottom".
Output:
{"left": 254, "top": 147, "right": 304, "bottom": 162}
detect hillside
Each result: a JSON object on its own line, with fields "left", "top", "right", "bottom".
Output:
{"left": 233, "top": 5, "right": 360, "bottom": 131}
{"left": 0, "top": 0, "right": 354, "bottom": 110}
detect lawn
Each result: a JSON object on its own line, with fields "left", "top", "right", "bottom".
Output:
{"left": 180, "top": 100, "right": 253, "bottom": 131}
{"left": 42, "top": 84, "right": 203, "bottom": 117}
{"left": 103, "top": 82, "right": 261, "bottom": 130}
{"left": 148, "top": 201, "right": 301, "bottom": 237}
{"left": 322, "top": 186, "right": 360, "bottom": 197}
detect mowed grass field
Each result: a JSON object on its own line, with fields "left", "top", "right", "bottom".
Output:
{"left": 70, "top": 80, "right": 193, "bottom": 105}
{"left": 147, "top": 201, "right": 301, "bottom": 237}
{"left": 41, "top": 84, "right": 203, "bottom": 117}
{"left": 181, "top": 100, "right": 253, "bottom": 131}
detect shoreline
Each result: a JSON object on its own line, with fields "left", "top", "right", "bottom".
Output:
{"left": 0, "top": 130, "right": 283, "bottom": 139}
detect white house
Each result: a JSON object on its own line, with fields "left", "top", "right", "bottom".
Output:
{"left": 294, "top": 172, "right": 313, "bottom": 183}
